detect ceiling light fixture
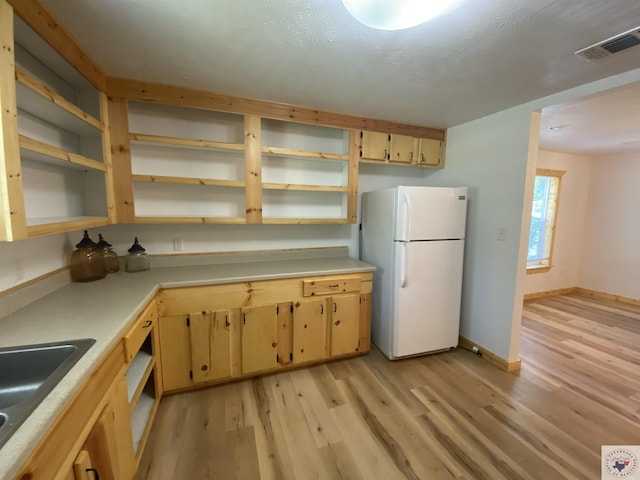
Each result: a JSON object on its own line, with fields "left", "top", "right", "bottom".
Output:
{"left": 341, "top": 0, "right": 457, "bottom": 31}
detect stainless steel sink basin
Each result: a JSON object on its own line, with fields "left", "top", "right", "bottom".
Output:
{"left": 0, "top": 338, "right": 95, "bottom": 449}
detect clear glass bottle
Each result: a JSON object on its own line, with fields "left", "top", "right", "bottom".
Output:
{"left": 126, "top": 237, "right": 150, "bottom": 273}
{"left": 97, "top": 234, "right": 120, "bottom": 274}
{"left": 70, "top": 230, "right": 107, "bottom": 282}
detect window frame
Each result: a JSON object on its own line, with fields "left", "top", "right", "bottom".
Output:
{"left": 526, "top": 168, "right": 564, "bottom": 275}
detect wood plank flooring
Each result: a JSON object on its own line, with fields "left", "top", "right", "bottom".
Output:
{"left": 137, "top": 293, "right": 640, "bottom": 479}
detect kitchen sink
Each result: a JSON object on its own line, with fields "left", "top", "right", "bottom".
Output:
{"left": 0, "top": 338, "right": 95, "bottom": 449}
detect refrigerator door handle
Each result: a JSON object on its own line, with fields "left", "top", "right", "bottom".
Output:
{"left": 402, "top": 192, "right": 412, "bottom": 240}
{"left": 399, "top": 242, "right": 408, "bottom": 288}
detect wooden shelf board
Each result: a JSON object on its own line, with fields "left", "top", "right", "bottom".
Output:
{"left": 261, "top": 146, "right": 348, "bottom": 161}
{"left": 262, "top": 182, "right": 348, "bottom": 192}
{"left": 130, "top": 132, "right": 244, "bottom": 152}
{"left": 126, "top": 351, "right": 153, "bottom": 403}
{"left": 131, "top": 391, "right": 156, "bottom": 454}
{"left": 262, "top": 217, "right": 350, "bottom": 224}
{"left": 131, "top": 174, "right": 245, "bottom": 188}
{"left": 20, "top": 135, "right": 106, "bottom": 172}
{"left": 134, "top": 216, "right": 246, "bottom": 225}
{"left": 26, "top": 216, "right": 109, "bottom": 237}
{"left": 16, "top": 68, "right": 103, "bottom": 135}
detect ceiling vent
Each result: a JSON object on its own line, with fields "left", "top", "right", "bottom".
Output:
{"left": 575, "top": 26, "right": 640, "bottom": 61}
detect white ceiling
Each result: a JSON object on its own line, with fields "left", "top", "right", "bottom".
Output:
{"left": 40, "top": 0, "right": 640, "bottom": 155}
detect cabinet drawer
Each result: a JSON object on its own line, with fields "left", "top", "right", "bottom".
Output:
{"left": 302, "top": 276, "right": 361, "bottom": 297}
{"left": 124, "top": 300, "right": 157, "bottom": 362}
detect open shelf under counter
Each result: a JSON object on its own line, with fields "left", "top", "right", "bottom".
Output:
{"left": 126, "top": 351, "right": 154, "bottom": 404}
{"left": 15, "top": 71, "right": 103, "bottom": 137}
{"left": 131, "top": 391, "right": 158, "bottom": 456}
{"left": 20, "top": 135, "right": 106, "bottom": 172}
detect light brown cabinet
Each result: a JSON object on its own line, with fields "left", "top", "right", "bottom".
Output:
{"left": 241, "top": 304, "right": 279, "bottom": 374}
{"left": 157, "top": 272, "right": 372, "bottom": 393}
{"left": 360, "top": 130, "right": 444, "bottom": 168}
{"left": 72, "top": 376, "right": 133, "bottom": 480}
{"left": 292, "top": 298, "right": 327, "bottom": 364}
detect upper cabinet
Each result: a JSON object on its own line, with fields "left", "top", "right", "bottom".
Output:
{"left": 359, "top": 130, "right": 445, "bottom": 168}
{"left": 110, "top": 99, "right": 359, "bottom": 225}
{"left": 0, "top": 3, "right": 113, "bottom": 241}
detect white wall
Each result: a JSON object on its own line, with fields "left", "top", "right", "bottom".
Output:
{"left": 0, "top": 233, "right": 73, "bottom": 292}
{"left": 524, "top": 150, "right": 592, "bottom": 294}
{"left": 579, "top": 152, "right": 640, "bottom": 299}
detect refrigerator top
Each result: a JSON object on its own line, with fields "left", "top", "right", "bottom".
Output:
{"left": 394, "top": 186, "right": 468, "bottom": 241}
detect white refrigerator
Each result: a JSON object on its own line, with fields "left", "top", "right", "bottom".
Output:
{"left": 360, "top": 186, "right": 467, "bottom": 359}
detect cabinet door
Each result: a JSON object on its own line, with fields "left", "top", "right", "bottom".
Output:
{"left": 389, "top": 134, "right": 415, "bottom": 164}
{"left": 292, "top": 298, "right": 327, "bottom": 364}
{"left": 360, "top": 131, "right": 389, "bottom": 161}
{"left": 417, "top": 138, "right": 442, "bottom": 166}
{"left": 158, "top": 314, "right": 193, "bottom": 392}
{"left": 189, "top": 310, "right": 232, "bottom": 384}
{"left": 73, "top": 402, "right": 121, "bottom": 480}
{"left": 241, "top": 305, "right": 278, "bottom": 374}
{"left": 330, "top": 294, "right": 361, "bottom": 356}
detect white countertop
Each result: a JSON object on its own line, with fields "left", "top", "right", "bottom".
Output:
{"left": 0, "top": 251, "right": 374, "bottom": 480}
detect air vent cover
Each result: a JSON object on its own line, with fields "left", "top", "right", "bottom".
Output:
{"left": 575, "top": 26, "right": 640, "bottom": 60}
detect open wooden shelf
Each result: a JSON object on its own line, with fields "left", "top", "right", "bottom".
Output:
{"left": 132, "top": 174, "right": 245, "bottom": 188}
{"left": 261, "top": 146, "right": 348, "bottom": 161}
{"left": 262, "top": 182, "right": 347, "bottom": 192}
{"left": 262, "top": 217, "right": 350, "bottom": 224}
{"left": 126, "top": 351, "right": 154, "bottom": 404}
{"left": 26, "top": 216, "right": 109, "bottom": 237}
{"left": 130, "top": 132, "right": 244, "bottom": 152}
{"left": 20, "top": 135, "right": 106, "bottom": 172}
{"left": 134, "top": 216, "right": 246, "bottom": 224}
{"left": 15, "top": 68, "right": 103, "bottom": 135}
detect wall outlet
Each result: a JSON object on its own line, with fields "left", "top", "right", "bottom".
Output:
{"left": 172, "top": 237, "right": 184, "bottom": 252}
{"left": 497, "top": 228, "right": 508, "bottom": 242}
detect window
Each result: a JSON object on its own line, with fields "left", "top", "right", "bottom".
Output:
{"left": 527, "top": 169, "right": 564, "bottom": 273}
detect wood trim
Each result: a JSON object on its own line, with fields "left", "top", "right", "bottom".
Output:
{"left": 132, "top": 174, "right": 245, "bottom": 189}
{"left": 244, "top": 115, "right": 262, "bottom": 223}
{"left": 536, "top": 168, "right": 565, "bottom": 178}
{"left": 107, "top": 97, "right": 135, "bottom": 223}
{"left": 106, "top": 76, "right": 446, "bottom": 140}
{"left": 8, "top": 0, "right": 107, "bottom": 91}
{"left": 574, "top": 287, "right": 640, "bottom": 307}
{"left": 19, "top": 135, "right": 107, "bottom": 172}
{"left": 0, "top": 265, "right": 68, "bottom": 297}
{"left": 130, "top": 132, "right": 244, "bottom": 152}
{"left": 523, "top": 287, "right": 577, "bottom": 301}
{"left": 14, "top": 341, "right": 126, "bottom": 480}
{"left": 0, "top": 0, "right": 26, "bottom": 241}
{"left": 347, "top": 129, "right": 359, "bottom": 223}
{"left": 15, "top": 67, "right": 103, "bottom": 131}
{"left": 526, "top": 265, "right": 552, "bottom": 275}
{"left": 458, "top": 336, "right": 521, "bottom": 373}
{"left": 99, "top": 92, "right": 116, "bottom": 225}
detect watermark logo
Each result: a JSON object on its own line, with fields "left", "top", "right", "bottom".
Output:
{"left": 602, "top": 446, "right": 639, "bottom": 479}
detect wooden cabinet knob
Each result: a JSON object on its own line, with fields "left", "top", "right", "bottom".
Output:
{"left": 201, "top": 365, "right": 208, "bottom": 371}
{"left": 334, "top": 320, "right": 340, "bottom": 326}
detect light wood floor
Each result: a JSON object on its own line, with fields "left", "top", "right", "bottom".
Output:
{"left": 137, "top": 293, "right": 640, "bottom": 479}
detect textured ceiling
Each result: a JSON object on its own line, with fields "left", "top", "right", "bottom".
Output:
{"left": 40, "top": 0, "right": 640, "bottom": 153}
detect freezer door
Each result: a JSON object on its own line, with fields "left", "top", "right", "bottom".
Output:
{"left": 395, "top": 186, "right": 467, "bottom": 241}
{"left": 391, "top": 240, "right": 464, "bottom": 358}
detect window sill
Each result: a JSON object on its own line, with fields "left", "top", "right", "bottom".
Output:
{"left": 526, "top": 265, "right": 552, "bottom": 275}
